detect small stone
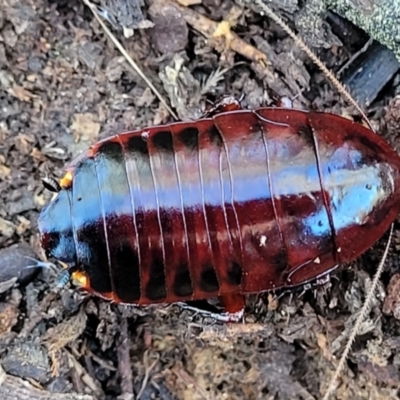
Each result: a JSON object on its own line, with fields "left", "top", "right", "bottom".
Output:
{"left": 0, "top": 242, "right": 40, "bottom": 287}
{"left": 148, "top": 1, "right": 188, "bottom": 54}
{"left": 2, "top": 342, "right": 51, "bottom": 384}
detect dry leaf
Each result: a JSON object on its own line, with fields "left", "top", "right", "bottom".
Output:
{"left": 43, "top": 309, "right": 88, "bottom": 376}
{"left": 7, "top": 84, "right": 38, "bottom": 102}
{"left": 0, "top": 218, "right": 16, "bottom": 238}
{"left": 71, "top": 113, "right": 101, "bottom": 143}
{"left": 16, "top": 216, "right": 31, "bottom": 235}
{"left": 0, "top": 165, "right": 11, "bottom": 178}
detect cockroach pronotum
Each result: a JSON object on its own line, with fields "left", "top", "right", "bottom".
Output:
{"left": 38, "top": 98, "right": 400, "bottom": 321}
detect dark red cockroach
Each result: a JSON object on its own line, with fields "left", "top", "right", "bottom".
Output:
{"left": 38, "top": 100, "right": 400, "bottom": 320}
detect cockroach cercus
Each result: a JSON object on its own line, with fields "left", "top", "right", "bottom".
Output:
{"left": 38, "top": 97, "right": 400, "bottom": 322}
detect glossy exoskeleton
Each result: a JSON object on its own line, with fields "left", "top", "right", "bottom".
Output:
{"left": 38, "top": 100, "right": 400, "bottom": 318}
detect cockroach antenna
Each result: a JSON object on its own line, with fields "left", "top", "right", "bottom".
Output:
{"left": 322, "top": 224, "right": 393, "bottom": 400}
{"left": 253, "top": 0, "right": 373, "bottom": 131}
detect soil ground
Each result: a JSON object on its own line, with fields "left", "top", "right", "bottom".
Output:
{"left": 1, "top": 1, "right": 400, "bottom": 399}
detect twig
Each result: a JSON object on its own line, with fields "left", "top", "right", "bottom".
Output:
{"left": 66, "top": 349, "right": 104, "bottom": 397}
{"left": 174, "top": 0, "right": 268, "bottom": 64}
{"left": 137, "top": 350, "right": 159, "bottom": 400}
{"left": 322, "top": 224, "right": 394, "bottom": 400}
{"left": 81, "top": 0, "right": 178, "bottom": 120}
{"left": 117, "top": 315, "right": 134, "bottom": 398}
{"left": 172, "top": 367, "right": 209, "bottom": 400}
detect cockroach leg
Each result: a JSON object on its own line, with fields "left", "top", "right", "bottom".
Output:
{"left": 301, "top": 274, "right": 332, "bottom": 294}
{"left": 56, "top": 269, "right": 71, "bottom": 289}
{"left": 219, "top": 293, "right": 246, "bottom": 314}
{"left": 28, "top": 260, "right": 75, "bottom": 290}
{"left": 55, "top": 262, "right": 76, "bottom": 289}
{"left": 71, "top": 270, "right": 90, "bottom": 290}
{"left": 202, "top": 95, "right": 242, "bottom": 118}
{"left": 177, "top": 301, "right": 217, "bottom": 317}
{"left": 209, "top": 308, "right": 244, "bottom": 323}
{"left": 179, "top": 304, "right": 244, "bottom": 323}
{"left": 277, "top": 96, "right": 293, "bottom": 108}
{"left": 177, "top": 295, "right": 245, "bottom": 323}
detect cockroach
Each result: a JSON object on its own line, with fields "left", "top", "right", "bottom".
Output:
{"left": 38, "top": 97, "right": 400, "bottom": 321}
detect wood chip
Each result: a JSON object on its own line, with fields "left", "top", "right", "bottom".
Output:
{"left": 7, "top": 84, "right": 38, "bottom": 102}
{"left": 70, "top": 113, "right": 101, "bottom": 143}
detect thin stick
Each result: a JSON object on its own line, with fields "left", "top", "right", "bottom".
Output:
{"left": 137, "top": 350, "right": 159, "bottom": 399}
{"left": 253, "top": 0, "right": 373, "bottom": 130}
{"left": 174, "top": 0, "right": 268, "bottom": 64}
{"left": 81, "top": 0, "right": 178, "bottom": 120}
{"left": 322, "top": 223, "right": 394, "bottom": 400}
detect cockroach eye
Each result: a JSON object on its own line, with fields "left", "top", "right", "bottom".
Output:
{"left": 42, "top": 177, "right": 61, "bottom": 193}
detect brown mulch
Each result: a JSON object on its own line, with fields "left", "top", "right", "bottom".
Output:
{"left": 0, "top": 0, "right": 399, "bottom": 399}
